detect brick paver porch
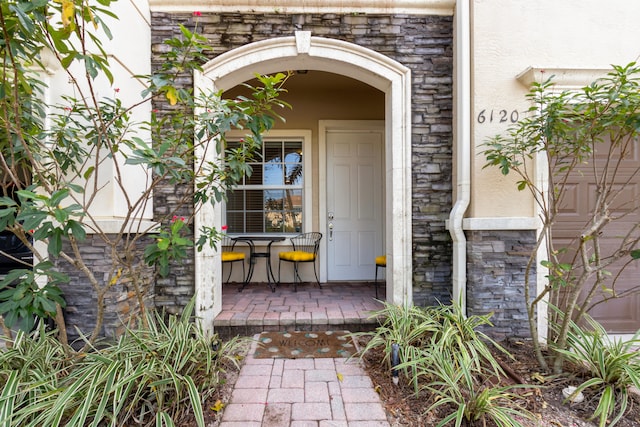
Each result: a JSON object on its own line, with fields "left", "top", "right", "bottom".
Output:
{"left": 214, "top": 282, "right": 385, "bottom": 339}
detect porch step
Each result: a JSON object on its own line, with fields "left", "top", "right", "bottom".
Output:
{"left": 214, "top": 320, "right": 379, "bottom": 341}
{"left": 214, "top": 281, "right": 384, "bottom": 340}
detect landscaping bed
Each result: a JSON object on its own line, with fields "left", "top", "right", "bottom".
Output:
{"left": 358, "top": 336, "right": 640, "bottom": 427}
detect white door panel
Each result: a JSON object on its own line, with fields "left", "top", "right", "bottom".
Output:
{"left": 327, "top": 128, "right": 384, "bottom": 281}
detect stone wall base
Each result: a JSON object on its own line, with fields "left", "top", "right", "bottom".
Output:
{"left": 56, "top": 234, "right": 156, "bottom": 341}
{"left": 466, "top": 229, "right": 537, "bottom": 339}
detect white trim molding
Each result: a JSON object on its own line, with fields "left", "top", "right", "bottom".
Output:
{"left": 149, "top": 0, "right": 455, "bottom": 15}
{"left": 516, "top": 67, "right": 612, "bottom": 90}
{"left": 460, "top": 217, "right": 540, "bottom": 231}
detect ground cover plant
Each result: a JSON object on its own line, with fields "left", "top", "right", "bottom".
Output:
{"left": 356, "top": 302, "right": 640, "bottom": 427}
{"left": 0, "top": 299, "right": 246, "bottom": 427}
{"left": 552, "top": 314, "right": 640, "bottom": 427}
{"left": 355, "top": 302, "right": 535, "bottom": 427}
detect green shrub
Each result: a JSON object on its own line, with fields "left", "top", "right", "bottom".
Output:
{"left": 553, "top": 315, "right": 640, "bottom": 427}
{"left": 427, "top": 302, "right": 509, "bottom": 377}
{"left": 357, "top": 301, "right": 533, "bottom": 425}
{"left": 0, "top": 299, "right": 246, "bottom": 427}
{"left": 421, "top": 346, "right": 533, "bottom": 427}
{"left": 354, "top": 302, "right": 439, "bottom": 391}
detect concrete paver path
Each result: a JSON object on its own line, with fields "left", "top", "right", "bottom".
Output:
{"left": 219, "top": 338, "right": 391, "bottom": 426}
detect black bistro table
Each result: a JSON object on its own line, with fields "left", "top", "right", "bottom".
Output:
{"left": 232, "top": 235, "right": 285, "bottom": 292}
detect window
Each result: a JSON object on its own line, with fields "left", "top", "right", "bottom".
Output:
{"left": 225, "top": 131, "right": 311, "bottom": 234}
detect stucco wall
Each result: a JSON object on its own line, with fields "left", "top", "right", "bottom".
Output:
{"left": 150, "top": 11, "right": 454, "bottom": 311}
{"left": 469, "top": 0, "right": 640, "bottom": 218}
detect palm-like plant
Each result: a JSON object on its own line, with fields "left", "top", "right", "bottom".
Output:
{"left": 353, "top": 303, "right": 439, "bottom": 391}
{"left": 428, "top": 302, "right": 510, "bottom": 378}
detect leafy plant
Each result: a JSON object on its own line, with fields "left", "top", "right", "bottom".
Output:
{"left": 427, "top": 301, "right": 510, "bottom": 378}
{"left": 552, "top": 314, "right": 640, "bottom": 426}
{"left": 144, "top": 216, "right": 193, "bottom": 277}
{"left": 357, "top": 301, "right": 512, "bottom": 393}
{"left": 0, "top": 264, "right": 66, "bottom": 331}
{"left": 0, "top": 323, "right": 70, "bottom": 426}
{"left": 357, "top": 301, "right": 533, "bottom": 426}
{"left": 422, "top": 346, "right": 533, "bottom": 427}
{"left": 0, "top": 1, "right": 290, "bottom": 345}
{"left": 0, "top": 299, "right": 246, "bottom": 427}
{"left": 354, "top": 302, "right": 439, "bottom": 391}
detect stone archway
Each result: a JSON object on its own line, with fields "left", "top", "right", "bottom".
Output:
{"left": 193, "top": 31, "right": 413, "bottom": 332}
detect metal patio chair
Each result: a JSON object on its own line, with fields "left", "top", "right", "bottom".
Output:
{"left": 278, "top": 232, "right": 322, "bottom": 292}
{"left": 221, "top": 236, "right": 247, "bottom": 290}
{"left": 374, "top": 255, "right": 386, "bottom": 299}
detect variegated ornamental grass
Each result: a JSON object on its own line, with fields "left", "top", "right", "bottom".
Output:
{"left": 355, "top": 301, "right": 534, "bottom": 426}
{"left": 553, "top": 314, "right": 640, "bottom": 427}
{"left": 0, "top": 299, "right": 247, "bottom": 427}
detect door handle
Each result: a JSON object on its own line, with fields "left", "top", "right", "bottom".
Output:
{"left": 328, "top": 222, "right": 333, "bottom": 241}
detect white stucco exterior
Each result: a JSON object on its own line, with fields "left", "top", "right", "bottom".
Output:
{"left": 46, "top": 0, "right": 153, "bottom": 233}
{"left": 469, "top": 0, "right": 640, "bottom": 220}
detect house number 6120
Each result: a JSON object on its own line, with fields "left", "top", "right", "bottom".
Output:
{"left": 477, "top": 109, "right": 519, "bottom": 124}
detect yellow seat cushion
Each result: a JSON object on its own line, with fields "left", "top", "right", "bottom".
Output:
{"left": 375, "top": 255, "right": 386, "bottom": 266}
{"left": 222, "top": 251, "right": 245, "bottom": 262}
{"left": 279, "top": 251, "right": 316, "bottom": 262}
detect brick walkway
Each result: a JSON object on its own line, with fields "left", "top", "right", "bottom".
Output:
{"left": 219, "top": 338, "right": 391, "bottom": 426}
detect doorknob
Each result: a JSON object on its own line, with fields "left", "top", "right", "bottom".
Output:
{"left": 328, "top": 222, "right": 333, "bottom": 241}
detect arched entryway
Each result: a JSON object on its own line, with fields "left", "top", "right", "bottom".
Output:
{"left": 193, "top": 32, "right": 413, "bottom": 331}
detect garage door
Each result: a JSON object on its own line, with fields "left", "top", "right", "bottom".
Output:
{"left": 554, "top": 140, "right": 640, "bottom": 333}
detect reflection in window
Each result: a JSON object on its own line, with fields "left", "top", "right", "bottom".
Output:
{"left": 226, "top": 139, "right": 303, "bottom": 233}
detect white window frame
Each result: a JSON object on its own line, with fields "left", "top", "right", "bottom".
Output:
{"left": 223, "top": 129, "right": 313, "bottom": 236}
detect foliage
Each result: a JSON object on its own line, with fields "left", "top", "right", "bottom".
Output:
{"left": 484, "top": 63, "right": 640, "bottom": 372}
{"left": 425, "top": 301, "right": 509, "bottom": 378}
{"left": 355, "top": 302, "right": 437, "bottom": 388}
{"left": 0, "top": 299, "right": 247, "bottom": 427}
{"left": 0, "top": 265, "right": 65, "bottom": 331}
{"left": 552, "top": 315, "right": 640, "bottom": 426}
{"left": 144, "top": 216, "right": 193, "bottom": 277}
{"left": 421, "top": 346, "right": 533, "bottom": 427}
{"left": 0, "top": 1, "right": 289, "bottom": 343}
{"left": 356, "top": 301, "right": 532, "bottom": 425}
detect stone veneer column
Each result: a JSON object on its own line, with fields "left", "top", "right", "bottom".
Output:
{"left": 56, "top": 234, "right": 156, "bottom": 341}
{"left": 465, "top": 229, "right": 537, "bottom": 338}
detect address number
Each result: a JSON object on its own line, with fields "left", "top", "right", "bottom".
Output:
{"left": 477, "top": 109, "right": 519, "bottom": 124}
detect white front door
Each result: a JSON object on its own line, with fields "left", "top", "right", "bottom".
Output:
{"left": 325, "top": 124, "right": 384, "bottom": 281}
